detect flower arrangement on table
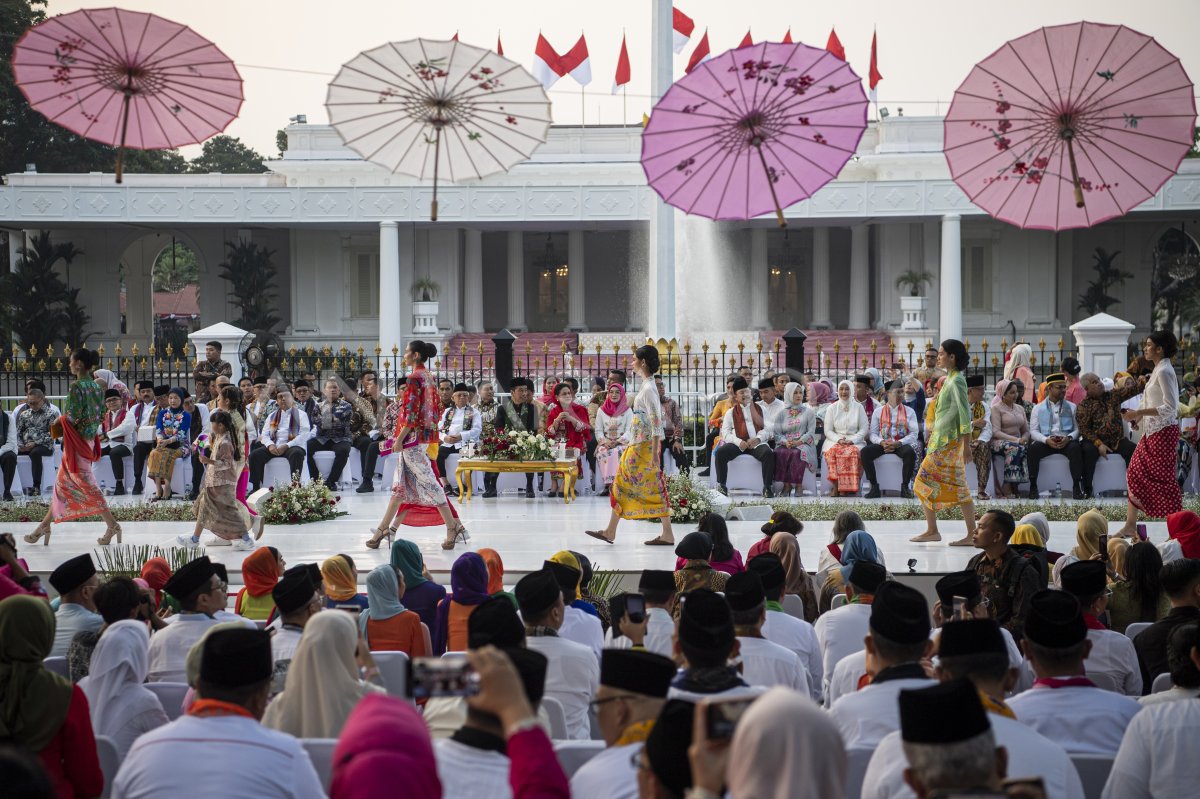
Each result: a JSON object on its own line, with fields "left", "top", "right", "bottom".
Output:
{"left": 477, "top": 430, "right": 557, "bottom": 462}
{"left": 260, "top": 475, "right": 347, "bottom": 525}
{"left": 664, "top": 472, "right": 714, "bottom": 524}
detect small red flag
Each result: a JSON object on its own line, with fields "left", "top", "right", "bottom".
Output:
{"left": 869, "top": 30, "right": 883, "bottom": 94}
{"left": 739, "top": 30, "right": 753, "bottom": 48}
{"left": 451, "top": 31, "right": 459, "bottom": 42}
{"left": 497, "top": 33, "right": 504, "bottom": 56}
{"left": 685, "top": 29, "right": 710, "bottom": 74}
{"left": 826, "top": 28, "right": 845, "bottom": 61}
{"left": 782, "top": 28, "right": 793, "bottom": 44}
{"left": 613, "top": 34, "right": 631, "bottom": 94}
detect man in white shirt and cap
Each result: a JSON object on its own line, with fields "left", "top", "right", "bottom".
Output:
{"left": 1059, "top": 559, "right": 1141, "bottom": 694}
{"left": 862, "top": 618, "right": 1085, "bottom": 799}
{"left": 605, "top": 570, "right": 676, "bottom": 657}
{"left": 516, "top": 569, "right": 598, "bottom": 740}
{"left": 815, "top": 560, "right": 886, "bottom": 700}
{"left": 1105, "top": 624, "right": 1200, "bottom": 798}
{"left": 716, "top": 376, "right": 776, "bottom": 498}
{"left": 248, "top": 389, "right": 310, "bottom": 491}
{"left": 147, "top": 556, "right": 225, "bottom": 682}
{"left": 669, "top": 588, "right": 763, "bottom": 702}
{"left": 48, "top": 554, "right": 102, "bottom": 658}
{"left": 726, "top": 571, "right": 810, "bottom": 694}
{"left": 862, "top": 381, "right": 920, "bottom": 499}
{"left": 1007, "top": 589, "right": 1142, "bottom": 754}
{"left": 268, "top": 567, "right": 321, "bottom": 695}
{"left": 543, "top": 558, "right": 603, "bottom": 660}
{"left": 829, "top": 581, "right": 936, "bottom": 750}
{"left": 570, "top": 649, "right": 676, "bottom": 799}
{"left": 749, "top": 553, "right": 822, "bottom": 699}
{"left": 114, "top": 627, "right": 325, "bottom": 799}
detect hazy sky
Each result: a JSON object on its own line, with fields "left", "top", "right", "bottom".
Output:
{"left": 43, "top": 0, "right": 1200, "bottom": 157}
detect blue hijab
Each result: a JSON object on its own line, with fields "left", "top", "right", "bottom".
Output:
{"left": 839, "top": 530, "right": 882, "bottom": 581}
{"left": 359, "top": 565, "right": 406, "bottom": 639}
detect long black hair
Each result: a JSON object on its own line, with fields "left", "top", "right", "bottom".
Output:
{"left": 209, "top": 410, "right": 241, "bottom": 462}
{"left": 1125, "top": 542, "right": 1165, "bottom": 623}
{"left": 697, "top": 512, "right": 735, "bottom": 562}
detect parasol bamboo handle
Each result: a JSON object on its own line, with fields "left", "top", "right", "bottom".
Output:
{"left": 430, "top": 125, "right": 442, "bottom": 223}
{"left": 116, "top": 76, "right": 134, "bottom": 185}
{"left": 1065, "top": 136, "right": 1085, "bottom": 209}
{"left": 752, "top": 138, "right": 788, "bottom": 229}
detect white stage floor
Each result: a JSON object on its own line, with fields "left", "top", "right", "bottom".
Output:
{"left": 15, "top": 492, "right": 1163, "bottom": 588}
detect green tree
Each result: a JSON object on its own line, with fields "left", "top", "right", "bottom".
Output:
{"left": 1077, "top": 248, "right": 1134, "bottom": 315}
{"left": 276, "top": 129, "right": 289, "bottom": 158}
{"left": 189, "top": 135, "right": 267, "bottom": 173}
{"left": 62, "top": 287, "right": 95, "bottom": 348}
{"left": 152, "top": 242, "right": 199, "bottom": 293}
{"left": 218, "top": 240, "right": 281, "bottom": 330}
{"left": 0, "top": 231, "right": 74, "bottom": 350}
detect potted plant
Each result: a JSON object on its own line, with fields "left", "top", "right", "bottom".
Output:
{"left": 895, "top": 270, "right": 934, "bottom": 330}
{"left": 411, "top": 277, "right": 441, "bottom": 335}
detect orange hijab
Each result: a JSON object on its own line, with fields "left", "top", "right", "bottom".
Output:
{"left": 478, "top": 548, "right": 505, "bottom": 595}
{"left": 242, "top": 548, "right": 280, "bottom": 597}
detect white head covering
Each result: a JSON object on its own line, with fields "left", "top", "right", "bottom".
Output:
{"left": 1003, "top": 343, "right": 1033, "bottom": 380}
{"left": 1018, "top": 511, "right": 1051, "bottom": 546}
{"left": 79, "top": 621, "right": 166, "bottom": 746}
{"left": 261, "top": 608, "right": 383, "bottom": 739}
{"left": 826, "top": 380, "right": 864, "bottom": 434}
{"left": 782, "top": 382, "right": 804, "bottom": 407}
{"left": 727, "top": 687, "right": 847, "bottom": 799}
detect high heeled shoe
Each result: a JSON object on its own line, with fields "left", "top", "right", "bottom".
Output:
{"left": 441, "top": 522, "right": 470, "bottom": 550}
{"left": 365, "top": 526, "right": 396, "bottom": 550}
{"left": 97, "top": 523, "right": 123, "bottom": 546}
{"left": 23, "top": 521, "right": 51, "bottom": 546}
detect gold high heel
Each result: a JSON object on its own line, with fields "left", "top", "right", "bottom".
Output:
{"left": 97, "top": 523, "right": 123, "bottom": 546}
{"left": 441, "top": 522, "right": 469, "bottom": 550}
{"left": 365, "top": 526, "right": 396, "bottom": 550}
{"left": 23, "top": 521, "right": 51, "bottom": 546}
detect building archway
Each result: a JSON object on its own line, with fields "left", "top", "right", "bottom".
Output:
{"left": 117, "top": 232, "right": 206, "bottom": 351}
{"left": 1151, "top": 224, "right": 1200, "bottom": 337}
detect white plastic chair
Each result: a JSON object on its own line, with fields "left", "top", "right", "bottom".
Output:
{"left": 553, "top": 740, "right": 605, "bottom": 777}
{"left": 1092, "top": 456, "right": 1128, "bottom": 496}
{"left": 262, "top": 457, "right": 297, "bottom": 489}
{"left": 1087, "top": 671, "right": 1123, "bottom": 693}
{"left": 301, "top": 738, "right": 337, "bottom": 794}
{"left": 831, "top": 594, "right": 849, "bottom": 610}
{"left": 540, "top": 696, "right": 569, "bottom": 739}
{"left": 140, "top": 461, "right": 187, "bottom": 499}
{"left": 370, "top": 650, "right": 410, "bottom": 698}
{"left": 1124, "top": 622, "right": 1152, "bottom": 642}
{"left": 1151, "top": 672, "right": 1173, "bottom": 694}
{"left": 145, "top": 681, "right": 189, "bottom": 721}
{"left": 43, "top": 656, "right": 69, "bottom": 679}
{"left": 1033, "top": 453, "right": 1073, "bottom": 496}
{"left": 92, "top": 456, "right": 135, "bottom": 492}
{"left": 781, "top": 594, "right": 806, "bottom": 621}
{"left": 311, "top": 451, "right": 347, "bottom": 488}
{"left": 17, "top": 452, "right": 55, "bottom": 494}
{"left": 1069, "top": 753, "right": 1114, "bottom": 799}
{"left": 845, "top": 747, "right": 875, "bottom": 799}
{"left": 96, "top": 734, "right": 121, "bottom": 798}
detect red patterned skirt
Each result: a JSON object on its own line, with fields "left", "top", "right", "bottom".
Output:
{"left": 1128, "top": 425, "right": 1182, "bottom": 518}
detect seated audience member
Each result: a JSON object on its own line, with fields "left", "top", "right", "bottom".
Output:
{"left": 544, "top": 554, "right": 604, "bottom": 659}
{"left": 823, "top": 380, "right": 869, "bottom": 497}
{"left": 146, "top": 388, "right": 191, "bottom": 501}
{"left": 773, "top": 383, "right": 817, "bottom": 498}
{"left": 359, "top": 564, "right": 427, "bottom": 657}
{"left": 961, "top": 375, "right": 994, "bottom": 500}
{"left": 1107, "top": 542, "right": 1169, "bottom": 633}
{"left": 484, "top": 377, "right": 539, "bottom": 499}
{"left": 861, "top": 619, "right": 1084, "bottom": 799}
{"left": 570, "top": 551, "right": 611, "bottom": 629}
{"left": 967, "top": 509, "right": 1042, "bottom": 640}
{"left": 673, "top": 531, "right": 729, "bottom": 594}
{"left": 435, "top": 648, "right": 550, "bottom": 799}
{"left": 115, "top": 629, "right": 325, "bottom": 798}
{"left": 829, "top": 582, "right": 936, "bottom": 749}
{"left": 264, "top": 610, "right": 384, "bottom": 739}
{"left": 269, "top": 568, "right": 321, "bottom": 693}
{"left": 605, "top": 569, "right": 676, "bottom": 657}
{"left": 248, "top": 389, "right": 310, "bottom": 491}
{"left": 854, "top": 374, "right": 877, "bottom": 418}
{"left": 15, "top": 387, "right": 58, "bottom": 494}
{"left": 595, "top": 382, "right": 633, "bottom": 495}
{"left": 814, "top": 510, "right": 867, "bottom": 585}
{"left": 1027, "top": 373, "right": 1085, "bottom": 499}
{"left": 716, "top": 376, "right": 776, "bottom": 498}
{"left": 515, "top": 569, "right": 598, "bottom": 740}
{"left": 98, "top": 388, "right": 132, "bottom": 495}
{"left": 432, "top": 552, "right": 491, "bottom": 655}
{"left": 770, "top": 530, "right": 819, "bottom": 623}
{"left": 726, "top": 571, "right": 810, "bottom": 694}
{"left": 0, "top": 595, "right": 103, "bottom": 799}
{"left": 815, "top": 560, "right": 887, "bottom": 699}
{"left": 234, "top": 547, "right": 281, "bottom": 621}
{"left": 1008, "top": 590, "right": 1142, "bottom": 754}
{"left": 305, "top": 378, "right": 354, "bottom": 488}
{"left": 68, "top": 575, "right": 161, "bottom": 682}
{"left": 570, "top": 650, "right": 675, "bottom": 799}
{"left": 1134, "top": 557, "right": 1200, "bottom": 688}
{"left": 48, "top": 554, "right": 102, "bottom": 658}
{"left": 357, "top": 378, "right": 403, "bottom": 494}
{"left": 1140, "top": 621, "right": 1200, "bottom": 706}
{"left": 79, "top": 620, "right": 170, "bottom": 760}
{"left": 1076, "top": 371, "right": 1139, "bottom": 492}
{"left": 0, "top": 406, "right": 16, "bottom": 501}
{"left": 701, "top": 374, "right": 738, "bottom": 472}
{"left": 931, "top": 571, "right": 1023, "bottom": 673}
{"left": 669, "top": 589, "right": 762, "bottom": 702}
{"left": 820, "top": 528, "right": 886, "bottom": 613}
{"left": 989, "top": 379, "right": 1031, "bottom": 497}
{"left": 390, "top": 539, "right": 447, "bottom": 631}
{"left": 147, "top": 557, "right": 225, "bottom": 682}
{"left": 322, "top": 554, "right": 368, "bottom": 612}
{"left": 1104, "top": 622, "right": 1200, "bottom": 798}
{"left": 0, "top": 532, "right": 45, "bottom": 599}
{"left": 1158, "top": 510, "right": 1200, "bottom": 564}
{"left": 679, "top": 512, "right": 745, "bottom": 574}
{"left": 1052, "top": 508, "right": 1108, "bottom": 585}
{"left": 637, "top": 700, "right": 696, "bottom": 799}
{"left": 749, "top": 510, "right": 802, "bottom": 562}
{"left": 436, "top": 383, "right": 483, "bottom": 493}
{"left": 1059, "top": 561, "right": 1142, "bottom": 695}
{"left": 756, "top": 375, "right": 786, "bottom": 437}
{"left": 206, "top": 563, "right": 257, "bottom": 628}
{"left": 544, "top": 382, "right": 591, "bottom": 497}
{"left": 749, "top": 554, "right": 822, "bottom": 699}
{"left": 863, "top": 383, "right": 919, "bottom": 499}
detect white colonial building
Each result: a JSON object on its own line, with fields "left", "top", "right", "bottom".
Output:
{"left": 1, "top": 117, "right": 1197, "bottom": 360}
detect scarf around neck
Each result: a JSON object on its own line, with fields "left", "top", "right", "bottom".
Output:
{"left": 601, "top": 384, "right": 630, "bottom": 417}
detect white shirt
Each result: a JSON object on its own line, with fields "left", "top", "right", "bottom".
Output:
{"left": 115, "top": 401, "right": 157, "bottom": 444}
{"left": 736, "top": 635, "right": 809, "bottom": 694}
{"left": 0, "top": 411, "right": 17, "bottom": 457}
{"left": 829, "top": 675, "right": 937, "bottom": 749}
{"left": 147, "top": 613, "right": 219, "bottom": 683}
{"left": 862, "top": 712, "right": 1086, "bottom": 799}
{"left": 435, "top": 737, "right": 512, "bottom": 799}
{"left": 1140, "top": 359, "right": 1179, "bottom": 438}
{"left": 1138, "top": 685, "right": 1200, "bottom": 707}
{"left": 1031, "top": 399, "right": 1080, "bottom": 443}
{"left": 822, "top": 401, "right": 869, "bottom": 453}
{"left": 1103, "top": 696, "right": 1200, "bottom": 799}
{"left": 869, "top": 403, "right": 919, "bottom": 447}
{"left": 50, "top": 602, "right": 103, "bottom": 659}
{"left": 596, "top": 408, "right": 633, "bottom": 444}
{"left": 271, "top": 625, "right": 304, "bottom": 666}
{"left": 570, "top": 742, "right": 640, "bottom": 799}
{"left": 826, "top": 650, "right": 867, "bottom": 709}
{"left": 756, "top": 398, "right": 786, "bottom": 443}
{"left": 762, "top": 610, "right": 822, "bottom": 701}
{"left": 439, "top": 405, "right": 483, "bottom": 445}
{"left": 604, "top": 606, "right": 674, "bottom": 658}
{"left": 813, "top": 602, "right": 872, "bottom": 697}
{"left": 261, "top": 406, "right": 311, "bottom": 449}
{"left": 1007, "top": 684, "right": 1142, "bottom": 754}
{"left": 1085, "top": 628, "right": 1143, "bottom": 695}
{"left": 526, "top": 634, "right": 599, "bottom": 740}
{"left": 721, "top": 403, "right": 768, "bottom": 446}
{"left": 561, "top": 605, "right": 604, "bottom": 661}
{"left": 112, "top": 714, "right": 325, "bottom": 799}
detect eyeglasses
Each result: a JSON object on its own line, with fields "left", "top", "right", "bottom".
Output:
{"left": 589, "top": 694, "right": 636, "bottom": 712}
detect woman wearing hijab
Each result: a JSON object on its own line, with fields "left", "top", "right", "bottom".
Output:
{"left": 820, "top": 530, "right": 885, "bottom": 612}
{"left": 144, "top": 386, "right": 191, "bottom": 501}
{"left": 769, "top": 532, "right": 818, "bottom": 623}
{"left": 749, "top": 510, "right": 803, "bottom": 562}
{"left": 774, "top": 383, "right": 817, "bottom": 498}
{"left": 323, "top": 554, "right": 369, "bottom": 611}
{"left": 0, "top": 595, "right": 103, "bottom": 799}
{"left": 566, "top": 551, "right": 611, "bottom": 630}
{"left": 432, "top": 552, "right": 490, "bottom": 655}
{"left": 1004, "top": 343, "right": 1036, "bottom": 403}
{"left": 78, "top": 620, "right": 169, "bottom": 760}
{"left": 546, "top": 550, "right": 600, "bottom": 621}
{"left": 1010, "top": 523, "right": 1050, "bottom": 585}
{"left": 234, "top": 547, "right": 281, "bottom": 620}
{"left": 359, "top": 564, "right": 427, "bottom": 656}
{"left": 390, "top": 539, "right": 447, "bottom": 629}
{"left": 681, "top": 513, "right": 745, "bottom": 574}
{"left": 93, "top": 368, "right": 132, "bottom": 407}
{"left": 1160, "top": 510, "right": 1200, "bottom": 564}
{"left": 814, "top": 510, "right": 872, "bottom": 586}
{"left": 476, "top": 547, "right": 515, "bottom": 606}
{"left": 822, "top": 380, "right": 868, "bottom": 496}
{"left": 264, "top": 610, "right": 385, "bottom": 739}
{"left": 1051, "top": 509, "right": 1109, "bottom": 587}
{"left": 545, "top": 381, "right": 592, "bottom": 498}
{"left": 594, "top": 383, "right": 633, "bottom": 494}
{"left": 140, "top": 556, "right": 172, "bottom": 612}
{"left": 989, "top": 378, "right": 1031, "bottom": 497}
{"left": 673, "top": 532, "right": 728, "bottom": 594}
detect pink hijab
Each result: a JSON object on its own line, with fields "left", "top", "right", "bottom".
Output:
{"left": 991, "top": 379, "right": 1011, "bottom": 408}
{"left": 331, "top": 694, "right": 440, "bottom": 799}
{"left": 600, "top": 383, "right": 630, "bottom": 417}
{"left": 807, "top": 381, "right": 832, "bottom": 406}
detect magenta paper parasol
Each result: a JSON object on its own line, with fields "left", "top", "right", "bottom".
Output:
{"left": 641, "top": 41, "right": 868, "bottom": 227}
{"left": 11, "top": 7, "right": 243, "bottom": 182}
{"left": 944, "top": 21, "right": 1195, "bottom": 231}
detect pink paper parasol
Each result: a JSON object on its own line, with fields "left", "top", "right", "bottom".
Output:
{"left": 641, "top": 41, "right": 868, "bottom": 227}
{"left": 11, "top": 6, "right": 243, "bottom": 182}
{"left": 944, "top": 21, "right": 1196, "bottom": 231}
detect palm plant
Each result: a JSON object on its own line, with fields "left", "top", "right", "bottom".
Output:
{"left": 894, "top": 270, "right": 934, "bottom": 297}
{"left": 0, "top": 230, "right": 77, "bottom": 350}
{"left": 218, "top": 240, "right": 281, "bottom": 331}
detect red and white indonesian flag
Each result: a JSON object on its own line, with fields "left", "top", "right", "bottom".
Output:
{"left": 533, "top": 33, "right": 565, "bottom": 88}
{"left": 684, "top": 29, "right": 710, "bottom": 74}
{"left": 562, "top": 34, "right": 592, "bottom": 86}
{"left": 673, "top": 7, "right": 695, "bottom": 54}
{"left": 613, "top": 34, "right": 631, "bottom": 94}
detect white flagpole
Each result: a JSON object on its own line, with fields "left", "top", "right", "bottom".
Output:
{"left": 623, "top": 85, "right": 627, "bottom": 126}
{"left": 581, "top": 85, "right": 586, "bottom": 127}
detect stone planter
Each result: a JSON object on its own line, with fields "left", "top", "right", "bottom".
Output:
{"left": 900, "top": 295, "right": 929, "bottom": 331}
{"left": 413, "top": 301, "right": 439, "bottom": 335}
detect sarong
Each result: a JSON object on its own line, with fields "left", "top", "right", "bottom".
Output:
{"left": 610, "top": 440, "right": 669, "bottom": 520}
{"left": 195, "top": 484, "right": 251, "bottom": 539}
{"left": 993, "top": 442, "right": 1028, "bottom": 483}
{"left": 914, "top": 440, "right": 971, "bottom": 511}
{"left": 392, "top": 440, "right": 459, "bottom": 527}
{"left": 824, "top": 443, "right": 861, "bottom": 493}
{"left": 147, "top": 445, "right": 183, "bottom": 480}
{"left": 1128, "top": 425, "right": 1182, "bottom": 517}
{"left": 51, "top": 422, "right": 107, "bottom": 522}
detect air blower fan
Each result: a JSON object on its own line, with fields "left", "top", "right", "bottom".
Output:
{"left": 239, "top": 329, "right": 284, "bottom": 380}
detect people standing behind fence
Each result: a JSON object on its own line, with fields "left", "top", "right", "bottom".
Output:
{"left": 989, "top": 378, "right": 1031, "bottom": 497}
{"left": 595, "top": 382, "right": 633, "bottom": 496}
{"left": 92, "top": 368, "right": 132, "bottom": 407}
{"left": 15, "top": 386, "right": 59, "bottom": 495}
{"left": 822, "top": 380, "right": 868, "bottom": 497}
{"left": 773, "top": 382, "right": 817, "bottom": 498}
{"left": 249, "top": 389, "right": 311, "bottom": 492}
{"left": 192, "top": 339, "right": 232, "bottom": 388}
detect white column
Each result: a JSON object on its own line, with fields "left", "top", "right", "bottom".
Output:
{"left": 378, "top": 221, "right": 401, "bottom": 356}
{"left": 749, "top": 228, "right": 769, "bottom": 329}
{"left": 506, "top": 231, "right": 526, "bottom": 331}
{"left": 939, "top": 214, "right": 962, "bottom": 342}
{"left": 648, "top": 0, "right": 675, "bottom": 340}
{"left": 848, "top": 224, "right": 870, "bottom": 329}
{"left": 567, "top": 229, "right": 587, "bottom": 331}
{"left": 811, "top": 227, "right": 831, "bottom": 329}
{"left": 6, "top": 229, "right": 23, "bottom": 268}
{"left": 463, "top": 229, "right": 484, "bottom": 332}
